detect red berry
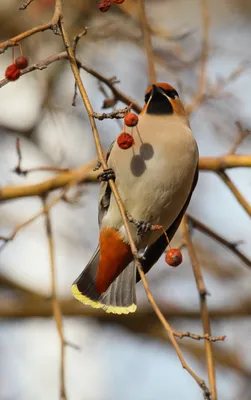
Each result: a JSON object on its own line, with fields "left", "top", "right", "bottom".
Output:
{"left": 5, "top": 64, "right": 21, "bottom": 81}
{"left": 117, "top": 132, "right": 134, "bottom": 149}
{"left": 165, "top": 249, "right": 183, "bottom": 267}
{"left": 112, "top": 0, "right": 124, "bottom": 3}
{"left": 124, "top": 113, "right": 139, "bottom": 127}
{"left": 99, "top": 0, "right": 111, "bottom": 12}
{"left": 15, "top": 55, "right": 28, "bottom": 70}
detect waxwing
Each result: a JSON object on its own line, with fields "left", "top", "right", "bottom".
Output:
{"left": 72, "top": 83, "right": 199, "bottom": 314}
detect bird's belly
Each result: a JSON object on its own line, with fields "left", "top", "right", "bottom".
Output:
{"left": 105, "top": 134, "right": 197, "bottom": 246}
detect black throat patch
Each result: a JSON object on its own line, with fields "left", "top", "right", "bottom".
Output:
{"left": 146, "top": 92, "right": 173, "bottom": 115}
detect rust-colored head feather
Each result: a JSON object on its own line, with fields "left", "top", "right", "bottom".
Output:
{"left": 145, "top": 82, "right": 177, "bottom": 97}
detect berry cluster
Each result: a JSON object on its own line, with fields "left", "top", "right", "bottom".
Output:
{"left": 5, "top": 47, "right": 29, "bottom": 82}
{"left": 117, "top": 112, "right": 138, "bottom": 150}
{"left": 99, "top": 0, "right": 124, "bottom": 13}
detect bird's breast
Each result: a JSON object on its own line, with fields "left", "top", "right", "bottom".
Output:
{"left": 104, "top": 115, "right": 198, "bottom": 244}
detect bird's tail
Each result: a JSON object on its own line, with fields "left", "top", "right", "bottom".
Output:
{"left": 71, "top": 247, "right": 137, "bottom": 314}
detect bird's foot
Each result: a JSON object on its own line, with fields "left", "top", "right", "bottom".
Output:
{"left": 126, "top": 212, "right": 153, "bottom": 236}
{"left": 93, "top": 160, "right": 102, "bottom": 171}
{"left": 136, "top": 221, "right": 153, "bottom": 236}
{"left": 98, "top": 168, "right": 116, "bottom": 182}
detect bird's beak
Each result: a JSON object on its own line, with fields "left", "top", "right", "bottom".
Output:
{"left": 150, "top": 84, "right": 162, "bottom": 97}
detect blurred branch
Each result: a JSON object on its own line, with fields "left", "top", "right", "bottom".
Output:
{"left": 0, "top": 162, "right": 95, "bottom": 250}
{"left": 197, "top": 0, "right": 210, "bottom": 97}
{"left": 1, "top": 154, "right": 251, "bottom": 202}
{"left": 13, "top": 138, "right": 69, "bottom": 176}
{"left": 199, "top": 154, "right": 251, "bottom": 170}
{"left": 0, "top": 160, "right": 96, "bottom": 201}
{"left": 182, "top": 216, "right": 217, "bottom": 399}
{"left": 217, "top": 170, "right": 251, "bottom": 217}
{"left": 188, "top": 215, "right": 251, "bottom": 269}
{"left": 43, "top": 197, "right": 67, "bottom": 400}
{"left": 0, "top": 274, "right": 47, "bottom": 299}
{"left": 138, "top": 0, "right": 156, "bottom": 84}
{"left": 19, "top": 0, "right": 36, "bottom": 10}
{"left": 189, "top": 0, "right": 210, "bottom": 112}
{"left": 0, "top": 0, "right": 62, "bottom": 53}
{"left": 229, "top": 122, "right": 250, "bottom": 155}
{"left": 0, "top": 51, "right": 142, "bottom": 113}
{"left": 186, "top": 60, "right": 250, "bottom": 114}
{"left": 1, "top": 296, "right": 251, "bottom": 319}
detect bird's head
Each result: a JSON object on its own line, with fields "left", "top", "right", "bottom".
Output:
{"left": 143, "top": 82, "right": 186, "bottom": 117}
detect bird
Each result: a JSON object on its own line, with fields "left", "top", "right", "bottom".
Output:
{"left": 71, "top": 82, "right": 199, "bottom": 314}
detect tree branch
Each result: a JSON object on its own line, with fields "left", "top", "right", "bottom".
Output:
{"left": 217, "top": 170, "right": 251, "bottom": 217}
{"left": 182, "top": 215, "right": 217, "bottom": 400}
{"left": 1, "top": 154, "right": 251, "bottom": 202}
{"left": 138, "top": 0, "right": 156, "bottom": 84}
{"left": 43, "top": 197, "right": 67, "bottom": 400}
{"left": 0, "top": 0, "right": 62, "bottom": 53}
{"left": 187, "top": 215, "right": 251, "bottom": 269}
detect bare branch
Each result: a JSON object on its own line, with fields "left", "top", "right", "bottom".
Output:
{"left": 182, "top": 215, "right": 217, "bottom": 400}
{"left": 92, "top": 105, "right": 132, "bottom": 120}
{"left": 217, "top": 170, "right": 251, "bottom": 217}
{"left": 229, "top": 122, "right": 250, "bottom": 155}
{"left": 43, "top": 197, "right": 67, "bottom": 400}
{"left": 138, "top": 0, "right": 156, "bottom": 84}
{"left": 187, "top": 215, "right": 251, "bottom": 269}
{"left": 19, "top": 0, "right": 36, "bottom": 10}
{"left": 0, "top": 0, "right": 62, "bottom": 53}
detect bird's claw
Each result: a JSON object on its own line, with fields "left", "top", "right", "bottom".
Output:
{"left": 93, "top": 160, "right": 102, "bottom": 171}
{"left": 126, "top": 212, "right": 152, "bottom": 236}
{"left": 98, "top": 168, "right": 116, "bottom": 182}
{"left": 136, "top": 221, "right": 152, "bottom": 236}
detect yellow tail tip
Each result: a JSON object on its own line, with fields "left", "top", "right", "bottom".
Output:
{"left": 71, "top": 284, "right": 137, "bottom": 315}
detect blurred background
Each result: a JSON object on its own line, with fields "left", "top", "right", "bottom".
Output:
{"left": 0, "top": 0, "right": 251, "bottom": 399}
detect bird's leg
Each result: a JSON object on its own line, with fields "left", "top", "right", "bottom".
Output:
{"left": 98, "top": 168, "right": 116, "bottom": 182}
{"left": 126, "top": 212, "right": 169, "bottom": 243}
{"left": 126, "top": 212, "right": 152, "bottom": 236}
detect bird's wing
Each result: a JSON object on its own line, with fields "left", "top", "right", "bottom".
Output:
{"left": 136, "top": 164, "right": 199, "bottom": 282}
{"left": 98, "top": 140, "right": 115, "bottom": 226}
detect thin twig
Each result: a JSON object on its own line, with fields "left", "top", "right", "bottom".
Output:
{"left": 59, "top": 16, "right": 211, "bottom": 399}
{"left": 186, "top": 60, "right": 250, "bottom": 114}
{"left": 13, "top": 137, "right": 69, "bottom": 176}
{"left": 187, "top": 214, "right": 251, "bottom": 269}
{"left": 229, "top": 122, "right": 250, "bottom": 155}
{"left": 19, "top": 0, "right": 36, "bottom": 10}
{"left": 138, "top": 0, "right": 156, "bottom": 84}
{"left": 43, "top": 197, "right": 67, "bottom": 400}
{"left": 0, "top": 0, "right": 62, "bottom": 53}
{"left": 197, "top": 0, "right": 210, "bottom": 100}
{"left": 174, "top": 331, "right": 226, "bottom": 343}
{"left": 92, "top": 105, "right": 132, "bottom": 120}
{"left": 0, "top": 50, "right": 141, "bottom": 113}
{"left": 0, "top": 160, "right": 96, "bottom": 201}
{"left": 186, "top": 0, "right": 210, "bottom": 113}
{"left": 0, "top": 162, "right": 94, "bottom": 250}
{"left": 182, "top": 215, "right": 217, "bottom": 400}
{"left": 217, "top": 170, "right": 251, "bottom": 217}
